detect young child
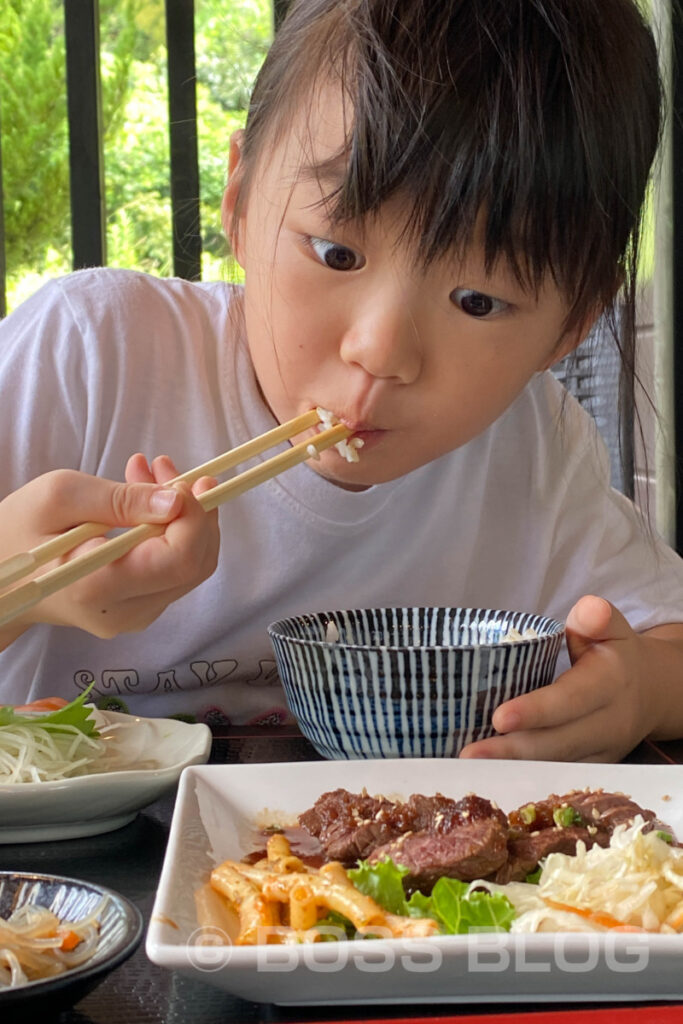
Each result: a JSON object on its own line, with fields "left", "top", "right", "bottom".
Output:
{"left": 0, "top": 0, "right": 681, "bottom": 762}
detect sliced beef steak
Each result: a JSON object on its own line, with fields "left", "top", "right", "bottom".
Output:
{"left": 563, "top": 789, "right": 657, "bottom": 830}
{"left": 298, "top": 786, "right": 673, "bottom": 887}
{"left": 396, "top": 792, "right": 508, "bottom": 833}
{"left": 369, "top": 816, "right": 510, "bottom": 887}
{"left": 494, "top": 825, "right": 611, "bottom": 884}
{"left": 507, "top": 788, "right": 658, "bottom": 835}
{"left": 298, "top": 788, "right": 400, "bottom": 864}
{"left": 300, "top": 790, "right": 509, "bottom": 884}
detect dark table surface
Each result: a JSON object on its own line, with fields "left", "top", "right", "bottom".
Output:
{"left": 2, "top": 727, "right": 683, "bottom": 1024}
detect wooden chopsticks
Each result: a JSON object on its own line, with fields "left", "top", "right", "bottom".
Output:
{"left": 0, "top": 410, "right": 350, "bottom": 628}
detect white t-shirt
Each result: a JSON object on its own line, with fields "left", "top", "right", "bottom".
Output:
{"left": 0, "top": 268, "right": 681, "bottom": 723}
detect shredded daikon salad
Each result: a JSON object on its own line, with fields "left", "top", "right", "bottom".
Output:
{"left": 0, "top": 723, "right": 107, "bottom": 783}
{"left": 316, "top": 407, "right": 364, "bottom": 463}
{"left": 0, "top": 684, "right": 120, "bottom": 784}
{"left": 477, "top": 818, "right": 683, "bottom": 933}
{"left": 0, "top": 898, "right": 106, "bottom": 988}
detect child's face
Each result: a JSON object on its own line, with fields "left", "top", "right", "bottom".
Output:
{"left": 224, "top": 87, "right": 589, "bottom": 490}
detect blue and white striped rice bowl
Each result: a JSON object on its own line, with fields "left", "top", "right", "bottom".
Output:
{"left": 268, "top": 607, "right": 565, "bottom": 759}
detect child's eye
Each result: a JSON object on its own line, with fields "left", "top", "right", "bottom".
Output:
{"left": 308, "top": 237, "right": 365, "bottom": 272}
{"left": 450, "top": 288, "right": 509, "bottom": 318}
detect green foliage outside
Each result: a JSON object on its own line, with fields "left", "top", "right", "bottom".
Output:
{"left": 0, "top": 0, "right": 658, "bottom": 313}
{"left": 0, "top": 0, "right": 272, "bottom": 312}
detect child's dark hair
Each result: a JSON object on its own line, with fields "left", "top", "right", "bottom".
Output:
{"left": 239, "top": 0, "right": 662, "bottom": 475}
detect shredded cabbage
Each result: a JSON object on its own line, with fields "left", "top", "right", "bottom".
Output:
{"left": 478, "top": 818, "right": 683, "bottom": 933}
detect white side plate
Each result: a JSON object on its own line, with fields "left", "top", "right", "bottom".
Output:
{"left": 146, "top": 759, "right": 683, "bottom": 1006}
{"left": 0, "top": 711, "right": 211, "bottom": 842}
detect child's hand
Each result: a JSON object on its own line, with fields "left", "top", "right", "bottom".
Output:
{"left": 459, "top": 595, "right": 682, "bottom": 762}
{"left": 2, "top": 460, "right": 219, "bottom": 642}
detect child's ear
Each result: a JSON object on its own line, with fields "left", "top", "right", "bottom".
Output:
{"left": 537, "top": 307, "right": 602, "bottom": 371}
{"left": 222, "top": 130, "right": 247, "bottom": 267}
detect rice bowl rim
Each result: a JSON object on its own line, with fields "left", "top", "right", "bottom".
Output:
{"left": 267, "top": 607, "right": 566, "bottom": 655}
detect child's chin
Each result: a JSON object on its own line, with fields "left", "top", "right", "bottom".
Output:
{"left": 311, "top": 457, "right": 405, "bottom": 492}
{"left": 308, "top": 459, "right": 372, "bottom": 492}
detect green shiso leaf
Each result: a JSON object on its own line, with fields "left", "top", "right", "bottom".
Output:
{"left": 0, "top": 681, "right": 99, "bottom": 736}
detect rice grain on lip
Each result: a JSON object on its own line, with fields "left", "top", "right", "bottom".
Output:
{"left": 316, "top": 406, "right": 364, "bottom": 463}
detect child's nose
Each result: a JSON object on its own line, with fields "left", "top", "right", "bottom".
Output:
{"left": 338, "top": 302, "right": 423, "bottom": 384}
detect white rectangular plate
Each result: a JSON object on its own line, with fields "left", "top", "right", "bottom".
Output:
{"left": 146, "top": 759, "right": 683, "bottom": 1005}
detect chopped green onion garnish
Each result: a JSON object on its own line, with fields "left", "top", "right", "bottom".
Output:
{"left": 520, "top": 803, "right": 537, "bottom": 825}
{"left": 552, "top": 805, "right": 582, "bottom": 828}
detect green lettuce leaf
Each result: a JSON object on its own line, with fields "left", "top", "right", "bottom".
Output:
{"left": 348, "top": 857, "right": 515, "bottom": 934}
{"left": 348, "top": 857, "right": 410, "bottom": 914}
{"left": 428, "top": 876, "right": 516, "bottom": 934}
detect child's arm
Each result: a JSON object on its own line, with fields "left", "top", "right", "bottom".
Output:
{"left": 0, "top": 460, "right": 219, "bottom": 651}
{"left": 459, "top": 595, "right": 683, "bottom": 762}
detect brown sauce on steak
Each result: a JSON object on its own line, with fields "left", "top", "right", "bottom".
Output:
{"left": 244, "top": 825, "right": 325, "bottom": 867}
{"left": 295, "top": 787, "right": 674, "bottom": 891}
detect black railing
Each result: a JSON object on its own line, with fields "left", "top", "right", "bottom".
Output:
{"left": 61, "top": 0, "right": 286, "bottom": 282}
{"left": 0, "top": 0, "right": 681, "bottom": 552}
{"left": 672, "top": 3, "right": 683, "bottom": 553}
{"left": 64, "top": 0, "right": 107, "bottom": 270}
{"left": 165, "top": 0, "right": 202, "bottom": 281}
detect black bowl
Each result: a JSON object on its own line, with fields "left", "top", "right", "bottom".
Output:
{"left": 0, "top": 871, "right": 143, "bottom": 1015}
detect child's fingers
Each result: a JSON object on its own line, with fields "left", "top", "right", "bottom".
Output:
{"left": 126, "top": 456, "right": 216, "bottom": 500}
{"left": 27, "top": 469, "right": 183, "bottom": 531}
{"left": 190, "top": 474, "right": 218, "bottom": 497}
{"left": 490, "top": 656, "right": 610, "bottom": 735}
{"left": 464, "top": 694, "right": 627, "bottom": 760}
{"left": 34, "top": 484, "right": 220, "bottom": 636}
{"left": 459, "top": 718, "right": 614, "bottom": 762}
{"left": 125, "top": 454, "right": 182, "bottom": 486}
{"left": 84, "top": 483, "right": 217, "bottom": 596}
{"left": 565, "top": 595, "right": 634, "bottom": 664}
{"left": 131, "top": 482, "right": 219, "bottom": 589}
{"left": 150, "top": 454, "right": 181, "bottom": 484}
{"left": 101, "top": 480, "right": 183, "bottom": 524}
{"left": 124, "top": 453, "right": 154, "bottom": 484}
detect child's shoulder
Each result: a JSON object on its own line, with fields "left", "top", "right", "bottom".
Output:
{"left": 493, "top": 370, "right": 609, "bottom": 475}
{"left": 1, "top": 268, "right": 244, "bottom": 375}
{"left": 47, "top": 267, "right": 239, "bottom": 321}
{"left": 506, "top": 369, "right": 591, "bottom": 438}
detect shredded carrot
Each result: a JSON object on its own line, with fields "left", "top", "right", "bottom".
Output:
{"left": 667, "top": 908, "right": 683, "bottom": 931}
{"left": 542, "top": 897, "right": 648, "bottom": 932}
{"left": 13, "top": 697, "right": 69, "bottom": 713}
{"left": 610, "top": 925, "right": 650, "bottom": 932}
{"left": 59, "top": 929, "right": 83, "bottom": 952}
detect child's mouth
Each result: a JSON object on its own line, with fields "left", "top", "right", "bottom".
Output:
{"left": 315, "top": 407, "right": 366, "bottom": 462}
{"left": 342, "top": 426, "right": 384, "bottom": 452}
